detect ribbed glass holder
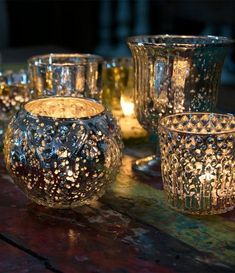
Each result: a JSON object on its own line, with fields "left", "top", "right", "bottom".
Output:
{"left": 127, "top": 35, "right": 233, "bottom": 177}
{"left": 28, "top": 53, "right": 103, "bottom": 101}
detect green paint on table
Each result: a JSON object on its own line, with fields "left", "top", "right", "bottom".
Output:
{"left": 103, "top": 155, "right": 235, "bottom": 267}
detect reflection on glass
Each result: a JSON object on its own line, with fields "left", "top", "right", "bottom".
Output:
{"left": 4, "top": 97, "right": 123, "bottom": 208}
{"left": 159, "top": 112, "right": 235, "bottom": 215}
{"left": 0, "top": 70, "right": 29, "bottom": 149}
{"left": 28, "top": 53, "right": 103, "bottom": 101}
{"left": 127, "top": 35, "right": 233, "bottom": 177}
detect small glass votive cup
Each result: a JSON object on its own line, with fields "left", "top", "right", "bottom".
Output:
{"left": 159, "top": 112, "right": 235, "bottom": 215}
{"left": 4, "top": 97, "right": 123, "bottom": 208}
{"left": 102, "top": 57, "right": 147, "bottom": 140}
{"left": 28, "top": 53, "right": 103, "bottom": 100}
{"left": 0, "top": 69, "right": 29, "bottom": 149}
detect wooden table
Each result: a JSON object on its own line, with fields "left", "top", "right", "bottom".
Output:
{"left": 0, "top": 142, "right": 235, "bottom": 273}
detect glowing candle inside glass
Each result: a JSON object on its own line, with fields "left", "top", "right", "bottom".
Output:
{"left": 159, "top": 112, "right": 235, "bottom": 215}
{"left": 102, "top": 57, "right": 147, "bottom": 140}
{"left": 4, "top": 97, "right": 123, "bottom": 208}
{"left": 118, "top": 95, "right": 147, "bottom": 139}
{"left": 120, "top": 96, "right": 134, "bottom": 116}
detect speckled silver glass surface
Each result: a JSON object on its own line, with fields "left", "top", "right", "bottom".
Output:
{"left": 28, "top": 54, "right": 103, "bottom": 100}
{"left": 4, "top": 97, "right": 123, "bottom": 208}
{"left": 0, "top": 70, "right": 29, "bottom": 149}
{"left": 127, "top": 35, "right": 233, "bottom": 177}
{"left": 159, "top": 112, "right": 235, "bottom": 215}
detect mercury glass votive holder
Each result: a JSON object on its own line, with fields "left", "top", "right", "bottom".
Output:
{"left": 127, "top": 35, "right": 233, "bottom": 177}
{"left": 4, "top": 97, "right": 123, "bottom": 208}
{"left": 102, "top": 57, "right": 147, "bottom": 140}
{"left": 159, "top": 112, "right": 235, "bottom": 215}
{"left": 28, "top": 53, "right": 103, "bottom": 100}
{"left": 0, "top": 69, "right": 29, "bottom": 149}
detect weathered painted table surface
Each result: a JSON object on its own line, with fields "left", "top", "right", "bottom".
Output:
{"left": 0, "top": 144, "right": 235, "bottom": 273}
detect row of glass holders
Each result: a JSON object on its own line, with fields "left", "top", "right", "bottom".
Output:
{"left": 0, "top": 35, "right": 234, "bottom": 215}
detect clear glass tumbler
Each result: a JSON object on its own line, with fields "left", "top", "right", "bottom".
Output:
{"left": 127, "top": 35, "right": 233, "bottom": 177}
{"left": 159, "top": 112, "right": 235, "bottom": 215}
{"left": 28, "top": 53, "right": 103, "bottom": 100}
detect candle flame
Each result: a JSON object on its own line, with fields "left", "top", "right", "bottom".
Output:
{"left": 120, "top": 96, "right": 134, "bottom": 117}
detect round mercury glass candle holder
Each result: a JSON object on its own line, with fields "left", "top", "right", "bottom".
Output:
{"left": 28, "top": 53, "right": 103, "bottom": 100}
{"left": 159, "top": 112, "right": 235, "bottom": 215}
{"left": 4, "top": 97, "right": 123, "bottom": 208}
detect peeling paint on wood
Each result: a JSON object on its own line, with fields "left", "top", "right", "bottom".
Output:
{"left": 0, "top": 151, "right": 235, "bottom": 273}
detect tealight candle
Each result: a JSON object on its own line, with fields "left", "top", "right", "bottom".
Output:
{"left": 159, "top": 112, "right": 235, "bottom": 215}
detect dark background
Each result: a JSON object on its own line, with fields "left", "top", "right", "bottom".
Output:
{"left": 1, "top": 1, "right": 235, "bottom": 52}
{"left": 1, "top": 0, "right": 235, "bottom": 86}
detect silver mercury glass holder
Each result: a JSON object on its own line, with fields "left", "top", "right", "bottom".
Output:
{"left": 4, "top": 97, "right": 123, "bottom": 208}
{"left": 127, "top": 35, "right": 234, "bottom": 177}
{"left": 0, "top": 69, "right": 29, "bottom": 149}
{"left": 28, "top": 53, "right": 103, "bottom": 101}
{"left": 159, "top": 112, "right": 235, "bottom": 215}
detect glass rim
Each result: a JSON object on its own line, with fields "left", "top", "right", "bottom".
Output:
{"left": 103, "top": 56, "right": 132, "bottom": 67}
{"left": 159, "top": 112, "right": 235, "bottom": 135}
{"left": 28, "top": 53, "right": 103, "bottom": 67}
{"left": 127, "top": 35, "right": 235, "bottom": 48}
{"left": 24, "top": 96, "right": 105, "bottom": 120}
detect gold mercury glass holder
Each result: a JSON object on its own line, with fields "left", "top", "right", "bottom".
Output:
{"left": 28, "top": 53, "right": 103, "bottom": 101}
{"left": 102, "top": 57, "right": 148, "bottom": 141}
{"left": 127, "top": 35, "right": 234, "bottom": 177}
{"left": 159, "top": 112, "right": 235, "bottom": 215}
{"left": 0, "top": 69, "right": 29, "bottom": 150}
{"left": 3, "top": 97, "right": 123, "bottom": 208}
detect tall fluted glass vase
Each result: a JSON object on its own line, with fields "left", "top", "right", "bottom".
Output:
{"left": 127, "top": 35, "right": 233, "bottom": 177}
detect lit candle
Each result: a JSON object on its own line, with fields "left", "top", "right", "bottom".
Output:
{"left": 159, "top": 112, "right": 235, "bottom": 215}
{"left": 4, "top": 97, "right": 123, "bottom": 208}
{"left": 102, "top": 57, "right": 148, "bottom": 140}
{"left": 117, "top": 95, "right": 147, "bottom": 139}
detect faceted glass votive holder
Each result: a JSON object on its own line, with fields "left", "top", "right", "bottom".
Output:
{"left": 159, "top": 113, "right": 235, "bottom": 215}
{"left": 4, "top": 97, "right": 123, "bottom": 208}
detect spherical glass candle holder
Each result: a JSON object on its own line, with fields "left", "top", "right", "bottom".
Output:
{"left": 28, "top": 54, "right": 103, "bottom": 100}
{"left": 4, "top": 97, "right": 123, "bottom": 208}
{"left": 159, "top": 112, "right": 235, "bottom": 215}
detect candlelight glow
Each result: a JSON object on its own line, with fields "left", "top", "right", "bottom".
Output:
{"left": 25, "top": 97, "right": 104, "bottom": 119}
{"left": 159, "top": 112, "right": 235, "bottom": 215}
{"left": 120, "top": 96, "right": 134, "bottom": 117}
